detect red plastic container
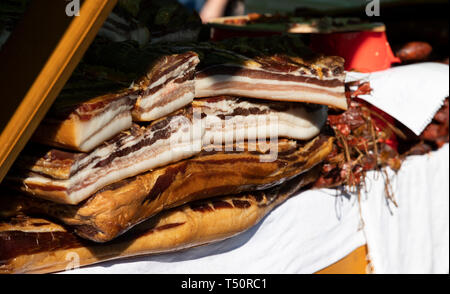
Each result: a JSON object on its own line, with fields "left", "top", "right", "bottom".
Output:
{"left": 310, "top": 31, "right": 401, "bottom": 73}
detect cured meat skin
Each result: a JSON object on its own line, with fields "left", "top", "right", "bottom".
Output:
{"left": 0, "top": 136, "right": 333, "bottom": 242}
{"left": 0, "top": 167, "right": 320, "bottom": 274}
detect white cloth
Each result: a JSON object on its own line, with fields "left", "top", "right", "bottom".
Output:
{"left": 66, "top": 145, "right": 449, "bottom": 274}
{"left": 346, "top": 63, "right": 449, "bottom": 136}
{"left": 361, "top": 144, "right": 449, "bottom": 274}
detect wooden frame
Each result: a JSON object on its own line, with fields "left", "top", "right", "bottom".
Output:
{"left": 0, "top": 0, "right": 117, "bottom": 182}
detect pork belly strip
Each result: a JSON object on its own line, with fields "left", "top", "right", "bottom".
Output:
{"left": 194, "top": 96, "right": 328, "bottom": 146}
{"left": 0, "top": 168, "right": 319, "bottom": 274}
{"left": 132, "top": 52, "right": 199, "bottom": 121}
{"left": 195, "top": 62, "right": 347, "bottom": 110}
{"left": 8, "top": 97, "right": 327, "bottom": 205}
{"left": 8, "top": 107, "right": 203, "bottom": 205}
{"left": 0, "top": 136, "right": 333, "bottom": 242}
{"left": 32, "top": 82, "right": 138, "bottom": 152}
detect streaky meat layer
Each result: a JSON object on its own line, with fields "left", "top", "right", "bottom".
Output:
{"left": 195, "top": 62, "right": 347, "bottom": 110}
{"left": 131, "top": 52, "right": 200, "bottom": 121}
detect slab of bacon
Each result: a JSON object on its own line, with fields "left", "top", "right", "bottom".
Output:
{"left": 131, "top": 51, "right": 199, "bottom": 121}
{"left": 0, "top": 136, "right": 333, "bottom": 242}
{"left": 32, "top": 78, "right": 138, "bottom": 153}
{"left": 173, "top": 37, "right": 347, "bottom": 110}
{"left": 0, "top": 168, "right": 319, "bottom": 274}
{"left": 194, "top": 96, "right": 328, "bottom": 147}
{"left": 8, "top": 97, "right": 327, "bottom": 205}
{"left": 195, "top": 54, "right": 347, "bottom": 110}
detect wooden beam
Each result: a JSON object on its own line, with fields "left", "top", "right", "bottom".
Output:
{"left": 0, "top": 0, "right": 118, "bottom": 182}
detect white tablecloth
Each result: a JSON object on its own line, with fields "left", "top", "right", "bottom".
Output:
{"left": 362, "top": 144, "right": 449, "bottom": 274}
{"left": 67, "top": 145, "right": 449, "bottom": 274}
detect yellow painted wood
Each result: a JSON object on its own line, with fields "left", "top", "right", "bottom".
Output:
{"left": 0, "top": 0, "right": 118, "bottom": 183}
{"left": 316, "top": 245, "right": 371, "bottom": 274}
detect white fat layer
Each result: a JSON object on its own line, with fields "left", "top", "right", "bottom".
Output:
{"left": 136, "top": 91, "right": 194, "bottom": 121}
{"left": 198, "top": 88, "right": 347, "bottom": 110}
{"left": 78, "top": 112, "right": 132, "bottom": 152}
{"left": 140, "top": 77, "right": 195, "bottom": 110}
{"left": 196, "top": 77, "right": 347, "bottom": 110}
{"left": 148, "top": 56, "right": 199, "bottom": 90}
{"left": 76, "top": 103, "right": 134, "bottom": 146}
{"left": 196, "top": 75, "right": 345, "bottom": 92}
{"left": 136, "top": 78, "right": 194, "bottom": 114}
{"left": 201, "top": 101, "right": 327, "bottom": 145}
